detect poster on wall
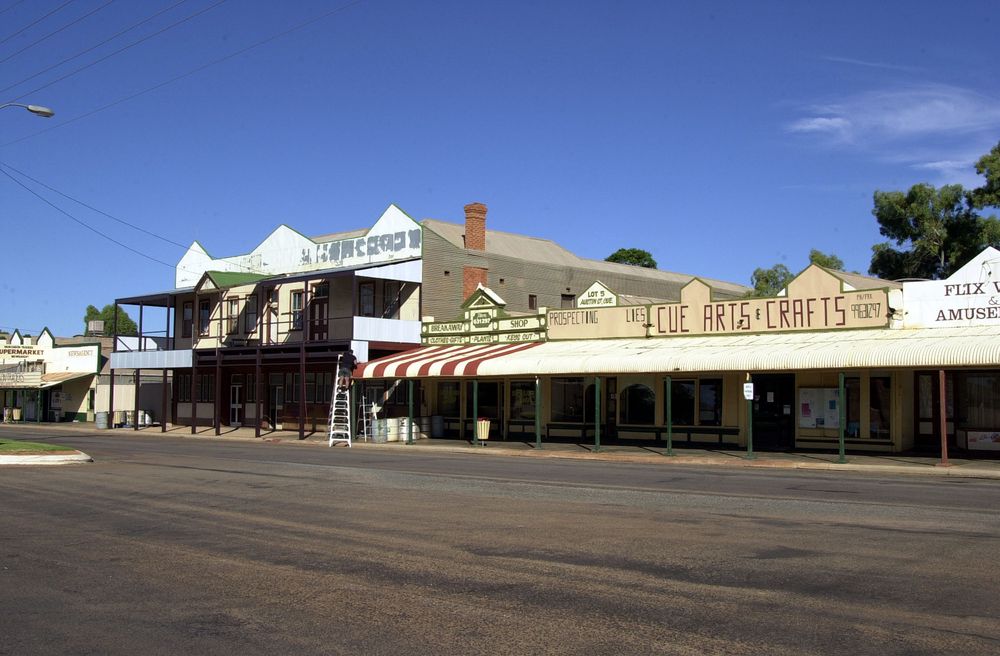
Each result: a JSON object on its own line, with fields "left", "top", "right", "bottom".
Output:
{"left": 967, "top": 431, "right": 1000, "bottom": 451}
{"left": 798, "top": 388, "right": 840, "bottom": 429}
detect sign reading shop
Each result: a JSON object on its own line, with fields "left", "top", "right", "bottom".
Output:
{"left": 548, "top": 267, "right": 892, "bottom": 340}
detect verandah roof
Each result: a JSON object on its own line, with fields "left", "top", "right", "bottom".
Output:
{"left": 356, "top": 325, "right": 1000, "bottom": 379}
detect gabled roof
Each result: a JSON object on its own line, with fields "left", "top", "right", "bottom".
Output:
{"left": 420, "top": 218, "right": 749, "bottom": 295}
{"left": 817, "top": 267, "right": 901, "bottom": 291}
{"left": 200, "top": 271, "right": 272, "bottom": 291}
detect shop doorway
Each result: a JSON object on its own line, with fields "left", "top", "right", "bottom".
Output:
{"left": 229, "top": 384, "right": 242, "bottom": 426}
{"left": 914, "top": 371, "right": 954, "bottom": 452}
{"left": 269, "top": 384, "right": 283, "bottom": 429}
{"left": 752, "top": 374, "right": 795, "bottom": 450}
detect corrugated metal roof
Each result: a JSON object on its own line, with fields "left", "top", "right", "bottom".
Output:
{"left": 420, "top": 218, "right": 750, "bottom": 296}
{"left": 359, "top": 325, "right": 1000, "bottom": 378}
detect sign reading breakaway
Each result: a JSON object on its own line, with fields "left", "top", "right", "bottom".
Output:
{"left": 548, "top": 266, "right": 890, "bottom": 340}
{"left": 422, "top": 286, "right": 546, "bottom": 345}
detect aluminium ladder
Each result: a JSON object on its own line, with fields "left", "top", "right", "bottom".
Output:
{"left": 328, "top": 357, "right": 352, "bottom": 447}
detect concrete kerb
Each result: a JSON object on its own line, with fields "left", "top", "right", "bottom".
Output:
{"left": 0, "top": 452, "right": 93, "bottom": 466}
{"left": 2, "top": 422, "right": 999, "bottom": 479}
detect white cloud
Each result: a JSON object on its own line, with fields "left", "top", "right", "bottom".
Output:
{"left": 822, "top": 56, "right": 920, "bottom": 73}
{"left": 787, "top": 117, "right": 851, "bottom": 135}
{"left": 787, "top": 84, "right": 1000, "bottom": 187}
{"left": 787, "top": 84, "right": 1000, "bottom": 144}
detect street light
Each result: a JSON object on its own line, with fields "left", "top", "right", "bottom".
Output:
{"left": 0, "top": 102, "right": 55, "bottom": 118}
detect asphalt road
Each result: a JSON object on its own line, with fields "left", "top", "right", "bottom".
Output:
{"left": 2, "top": 429, "right": 999, "bottom": 655}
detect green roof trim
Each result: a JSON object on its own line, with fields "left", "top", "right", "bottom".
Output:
{"left": 204, "top": 271, "right": 272, "bottom": 289}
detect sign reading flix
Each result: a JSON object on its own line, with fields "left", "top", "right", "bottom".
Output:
{"left": 548, "top": 266, "right": 891, "bottom": 340}
{"left": 903, "top": 247, "right": 1000, "bottom": 328}
{"left": 422, "top": 286, "right": 545, "bottom": 345}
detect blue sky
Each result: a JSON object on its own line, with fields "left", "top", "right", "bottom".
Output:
{"left": 1, "top": 0, "right": 998, "bottom": 337}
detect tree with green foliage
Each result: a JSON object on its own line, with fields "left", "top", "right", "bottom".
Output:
{"left": 807, "top": 249, "right": 845, "bottom": 271}
{"left": 869, "top": 142, "right": 1000, "bottom": 280}
{"left": 605, "top": 248, "right": 657, "bottom": 268}
{"left": 83, "top": 304, "right": 138, "bottom": 336}
{"left": 749, "top": 249, "right": 848, "bottom": 297}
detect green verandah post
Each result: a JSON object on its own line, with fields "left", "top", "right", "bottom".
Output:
{"left": 838, "top": 373, "right": 846, "bottom": 463}
{"left": 594, "top": 376, "right": 601, "bottom": 452}
{"left": 472, "top": 379, "right": 479, "bottom": 447}
{"left": 746, "top": 374, "right": 755, "bottom": 460}
{"left": 407, "top": 379, "right": 414, "bottom": 445}
{"left": 534, "top": 376, "right": 542, "bottom": 450}
{"left": 665, "top": 376, "right": 674, "bottom": 456}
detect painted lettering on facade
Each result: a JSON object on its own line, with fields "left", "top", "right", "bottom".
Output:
{"left": 302, "top": 229, "right": 421, "bottom": 267}
{"left": 549, "top": 290, "right": 889, "bottom": 340}
{"left": 903, "top": 248, "right": 1000, "bottom": 328}
{"left": 0, "top": 346, "right": 39, "bottom": 359}
{"left": 426, "top": 322, "right": 465, "bottom": 334}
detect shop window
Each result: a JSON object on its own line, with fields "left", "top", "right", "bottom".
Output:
{"left": 870, "top": 376, "right": 892, "bottom": 439}
{"left": 227, "top": 298, "right": 239, "bottom": 334}
{"left": 245, "top": 295, "right": 258, "bottom": 334}
{"left": 552, "top": 377, "right": 585, "bottom": 422}
{"left": 958, "top": 373, "right": 1000, "bottom": 428}
{"left": 438, "top": 381, "right": 460, "bottom": 416}
{"left": 621, "top": 384, "right": 655, "bottom": 425}
{"left": 359, "top": 282, "right": 375, "bottom": 317}
{"left": 196, "top": 374, "right": 214, "bottom": 402}
{"left": 176, "top": 373, "right": 192, "bottom": 402}
{"left": 528, "top": 294, "right": 537, "bottom": 311}
{"left": 291, "top": 291, "right": 304, "bottom": 331}
{"left": 182, "top": 302, "right": 193, "bottom": 338}
{"left": 284, "top": 373, "right": 300, "bottom": 403}
{"left": 561, "top": 294, "right": 575, "bottom": 309}
{"left": 305, "top": 373, "right": 316, "bottom": 403}
{"left": 465, "top": 382, "right": 500, "bottom": 419}
{"left": 383, "top": 281, "right": 401, "bottom": 319}
{"left": 845, "top": 377, "right": 861, "bottom": 437}
{"left": 699, "top": 379, "right": 722, "bottom": 426}
{"left": 509, "top": 380, "right": 536, "bottom": 420}
{"left": 668, "top": 380, "right": 695, "bottom": 426}
{"left": 245, "top": 374, "right": 255, "bottom": 403}
{"left": 198, "top": 299, "right": 211, "bottom": 335}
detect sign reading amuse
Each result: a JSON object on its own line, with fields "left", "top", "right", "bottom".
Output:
{"left": 548, "top": 267, "right": 893, "bottom": 340}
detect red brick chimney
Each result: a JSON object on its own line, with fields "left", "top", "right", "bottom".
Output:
{"left": 463, "top": 202, "right": 488, "bottom": 299}
{"left": 464, "top": 202, "right": 487, "bottom": 251}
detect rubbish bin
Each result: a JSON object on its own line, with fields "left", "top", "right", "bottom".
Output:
{"left": 431, "top": 415, "right": 444, "bottom": 438}
{"left": 95, "top": 411, "right": 109, "bottom": 429}
{"left": 476, "top": 418, "right": 491, "bottom": 442}
{"left": 12, "top": 407, "right": 22, "bottom": 422}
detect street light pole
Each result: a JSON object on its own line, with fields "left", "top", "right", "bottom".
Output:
{"left": 0, "top": 102, "right": 55, "bottom": 118}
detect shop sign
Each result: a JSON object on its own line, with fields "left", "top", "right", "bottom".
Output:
{"left": 177, "top": 205, "right": 423, "bottom": 287}
{"left": 903, "top": 247, "right": 1000, "bottom": 328}
{"left": 499, "top": 331, "right": 543, "bottom": 343}
{"left": 0, "top": 371, "right": 41, "bottom": 388}
{"left": 497, "top": 316, "right": 543, "bottom": 332}
{"left": 548, "top": 268, "right": 890, "bottom": 340}
{"left": 471, "top": 311, "right": 493, "bottom": 330}
{"left": 425, "top": 322, "right": 465, "bottom": 335}
{"left": 577, "top": 282, "right": 617, "bottom": 308}
{"left": 0, "top": 345, "right": 40, "bottom": 361}
{"left": 425, "top": 335, "right": 467, "bottom": 345}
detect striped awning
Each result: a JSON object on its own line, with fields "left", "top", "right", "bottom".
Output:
{"left": 357, "top": 324, "right": 1000, "bottom": 379}
{"left": 356, "top": 342, "right": 543, "bottom": 379}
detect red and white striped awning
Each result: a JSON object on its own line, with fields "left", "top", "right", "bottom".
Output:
{"left": 357, "top": 342, "right": 542, "bottom": 379}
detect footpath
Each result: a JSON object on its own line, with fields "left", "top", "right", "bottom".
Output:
{"left": 2, "top": 421, "right": 1000, "bottom": 480}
